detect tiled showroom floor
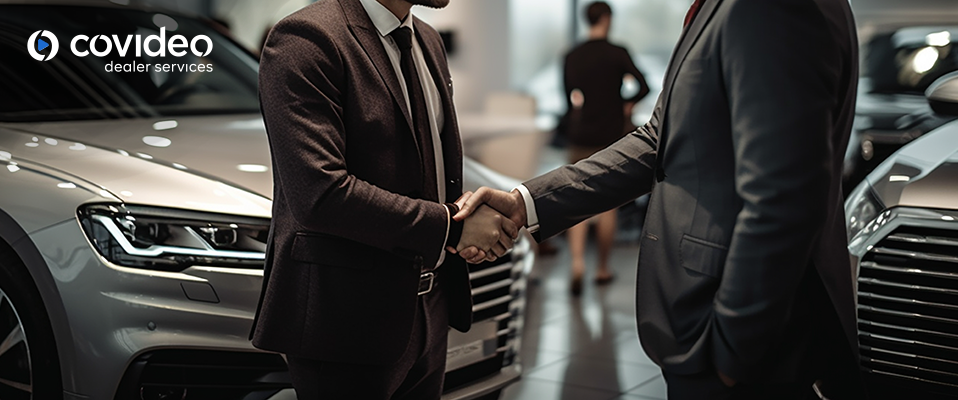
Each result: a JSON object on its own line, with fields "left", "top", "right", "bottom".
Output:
{"left": 500, "top": 238, "right": 667, "bottom": 400}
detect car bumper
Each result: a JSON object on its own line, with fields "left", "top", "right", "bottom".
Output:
{"left": 29, "top": 218, "right": 527, "bottom": 399}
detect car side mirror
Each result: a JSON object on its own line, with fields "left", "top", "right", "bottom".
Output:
{"left": 926, "top": 71, "right": 958, "bottom": 116}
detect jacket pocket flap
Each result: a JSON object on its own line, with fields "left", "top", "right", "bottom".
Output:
{"left": 679, "top": 234, "right": 728, "bottom": 278}
{"left": 291, "top": 233, "right": 401, "bottom": 270}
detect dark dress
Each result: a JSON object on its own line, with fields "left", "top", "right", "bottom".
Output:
{"left": 563, "top": 39, "right": 650, "bottom": 150}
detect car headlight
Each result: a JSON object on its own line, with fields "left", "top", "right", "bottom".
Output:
{"left": 78, "top": 204, "right": 269, "bottom": 271}
{"left": 844, "top": 183, "right": 885, "bottom": 241}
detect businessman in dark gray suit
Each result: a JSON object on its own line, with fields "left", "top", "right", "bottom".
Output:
{"left": 457, "top": 0, "right": 864, "bottom": 398}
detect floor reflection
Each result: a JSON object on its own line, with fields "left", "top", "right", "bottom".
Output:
{"left": 502, "top": 238, "right": 666, "bottom": 400}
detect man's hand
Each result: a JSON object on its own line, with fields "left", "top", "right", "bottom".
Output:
{"left": 453, "top": 205, "right": 518, "bottom": 264}
{"left": 454, "top": 187, "right": 526, "bottom": 228}
{"left": 452, "top": 187, "right": 527, "bottom": 263}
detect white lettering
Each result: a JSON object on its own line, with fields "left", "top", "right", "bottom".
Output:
{"left": 63, "top": 30, "right": 214, "bottom": 68}
{"left": 190, "top": 35, "right": 213, "bottom": 57}
{"left": 112, "top": 34, "right": 133, "bottom": 57}
{"left": 168, "top": 35, "right": 188, "bottom": 57}
{"left": 70, "top": 35, "right": 89, "bottom": 57}
{"left": 144, "top": 27, "right": 166, "bottom": 57}
{"left": 89, "top": 35, "right": 112, "bottom": 57}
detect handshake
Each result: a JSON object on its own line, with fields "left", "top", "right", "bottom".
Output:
{"left": 446, "top": 188, "right": 529, "bottom": 264}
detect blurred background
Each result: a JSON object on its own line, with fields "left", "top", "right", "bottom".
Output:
{"left": 66, "top": 1, "right": 958, "bottom": 399}
{"left": 127, "top": 0, "right": 958, "bottom": 181}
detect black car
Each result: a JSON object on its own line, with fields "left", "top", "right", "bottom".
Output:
{"left": 843, "top": 26, "right": 958, "bottom": 194}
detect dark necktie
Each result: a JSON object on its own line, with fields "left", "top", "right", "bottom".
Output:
{"left": 390, "top": 26, "right": 439, "bottom": 201}
{"left": 684, "top": 0, "right": 704, "bottom": 27}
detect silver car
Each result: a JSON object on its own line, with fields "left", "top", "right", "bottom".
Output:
{"left": 0, "top": 3, "right": 528, "bottom": 399}
{"left": 845, "top": 72, "right": 958, "bottom": 399}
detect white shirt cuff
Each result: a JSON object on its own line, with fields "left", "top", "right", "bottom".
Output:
{"left": 515, "top": 185, "right": 540, "bottom": 233}
{"left": 438, "top": 204, "right": 450, "bottom": 267}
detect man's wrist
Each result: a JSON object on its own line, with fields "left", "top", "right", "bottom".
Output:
{"left": 512, "top": 185, "right": 538, "bottom": 232}
{"left": 510, "top": 189, "right": 528, "bottom": 227}
{"left": 443, "top": 203, "right": 463, "bottom": 249}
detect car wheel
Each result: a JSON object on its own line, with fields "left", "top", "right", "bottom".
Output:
{"left": 0, "top": 247, "right": 61, "bottom": 400}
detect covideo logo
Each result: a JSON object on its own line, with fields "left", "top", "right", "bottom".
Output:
{"left": 27, "top": 30, "right": 59, "bottom": 61}
{"left": 25, "top": 27, "right": 215, "bottom": 73}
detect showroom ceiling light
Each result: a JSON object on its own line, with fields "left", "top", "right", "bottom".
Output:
{"left": 99, "top": 189, "right": 117, "bottom": 199}
{"left": 0, "top": 151, "right": 10, "bottom": 161}
{"left": 58, "top": 182, "right": 76, "bottom": 189}
{"left": 237, "top": 164, "right": 268, "bottom": 173}
{"left": 25, "top": 142, "right": 39, "bottom": 148}
{"left": 70, "top": 143, "right": 86, "bottom": 151}
{"left": 45, "top": 138, "right": 58, "bottom": 146}
{"left": 926, "top": 31, "right": 951, "bottom": 47}
{"left": 153, "top": 120, "right": 178, "bottom": 131}
{"left": 143, "top": 136, "right": 172, "bottom": 148}
{"left": 913, "top": 47, "right": 940, "bottom": 74}
{"left": 889, "top": 175, "right": 911, "bottom": 182}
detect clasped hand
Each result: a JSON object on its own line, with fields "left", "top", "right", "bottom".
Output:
{"left": 448, "top": 188, "right": 528, "bottom": 264}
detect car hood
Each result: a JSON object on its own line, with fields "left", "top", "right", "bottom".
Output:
{"left": 0, "top": 114, "right": 523, "bottom": 216}
{"left": 2, "top": 114, "right": 273, "bottom": 197}
{"left": 0, "top": 118, "right": 272, "bottom": 218}
{"left": 866, "top": 118, "right": 958, "bottom": 211}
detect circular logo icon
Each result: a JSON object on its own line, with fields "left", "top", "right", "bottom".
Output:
{"left": 27, "top": 30, "right": 59, "bottom": 61}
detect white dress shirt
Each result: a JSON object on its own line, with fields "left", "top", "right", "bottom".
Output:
{"left": 359, "top": 0, "right": 450, "bottom": 266}
{"left": 515, "top": 185, "right": 540, "bottom": 233}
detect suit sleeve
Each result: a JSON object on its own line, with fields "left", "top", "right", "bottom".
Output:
{"left": 711, "top": 0, "right": 845, "bottom": 382}
{"left": 260, "top": 17, "right": 448, "bottom": 267}
{"left": 523, "top": 100, "right": 662, "bottom": 240}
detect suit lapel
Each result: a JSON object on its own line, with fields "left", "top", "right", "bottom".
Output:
{"left": 655, "top": 0, "right": 723, "bottom": 166}
{"left": 339, "top": 0, "right": 416, "bottom": 137}
{"left": 661, "top": 0, "right": 722, "bottom": 107}
{"left": 414, "top": 17, "right": 463, "bottom": 200}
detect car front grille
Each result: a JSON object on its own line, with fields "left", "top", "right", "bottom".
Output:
{"left": 857, "top": 225, "right": 958, "bottom": 394}
{"left": 463, "top": 254, "right": 523, "bottom": 376}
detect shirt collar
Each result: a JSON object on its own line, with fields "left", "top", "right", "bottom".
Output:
{"left": 358, "top": 0, "right": 415, "bottom": 38}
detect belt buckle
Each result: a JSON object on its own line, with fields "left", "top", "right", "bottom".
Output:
{"left": 418, "top": 272, "right": 435, "bottom": 296}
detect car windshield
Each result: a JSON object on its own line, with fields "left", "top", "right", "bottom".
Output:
{"left": 0, "top": 5, "right": 260, "bottom": 122}
{"left": 863, "top": 26, "right": 958, "bottom": 95}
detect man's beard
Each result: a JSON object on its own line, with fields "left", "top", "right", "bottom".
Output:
{"left": 409, "top": 0, "right": 450, "bottom": 9}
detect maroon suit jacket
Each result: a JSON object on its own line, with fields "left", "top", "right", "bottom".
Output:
{"left": 251, "top": 0, "right": 472, "bottom": 365}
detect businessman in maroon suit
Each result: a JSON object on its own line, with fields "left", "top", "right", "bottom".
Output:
{"left": 251, "top": 0, "right": 517, "bottom": 398}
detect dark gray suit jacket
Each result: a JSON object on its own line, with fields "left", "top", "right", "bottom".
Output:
{"left": 251, "top": 0, "right": 472, "bottom": 365}
{"left": 526, "top": 0, "right": 859, "bottom": 384}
